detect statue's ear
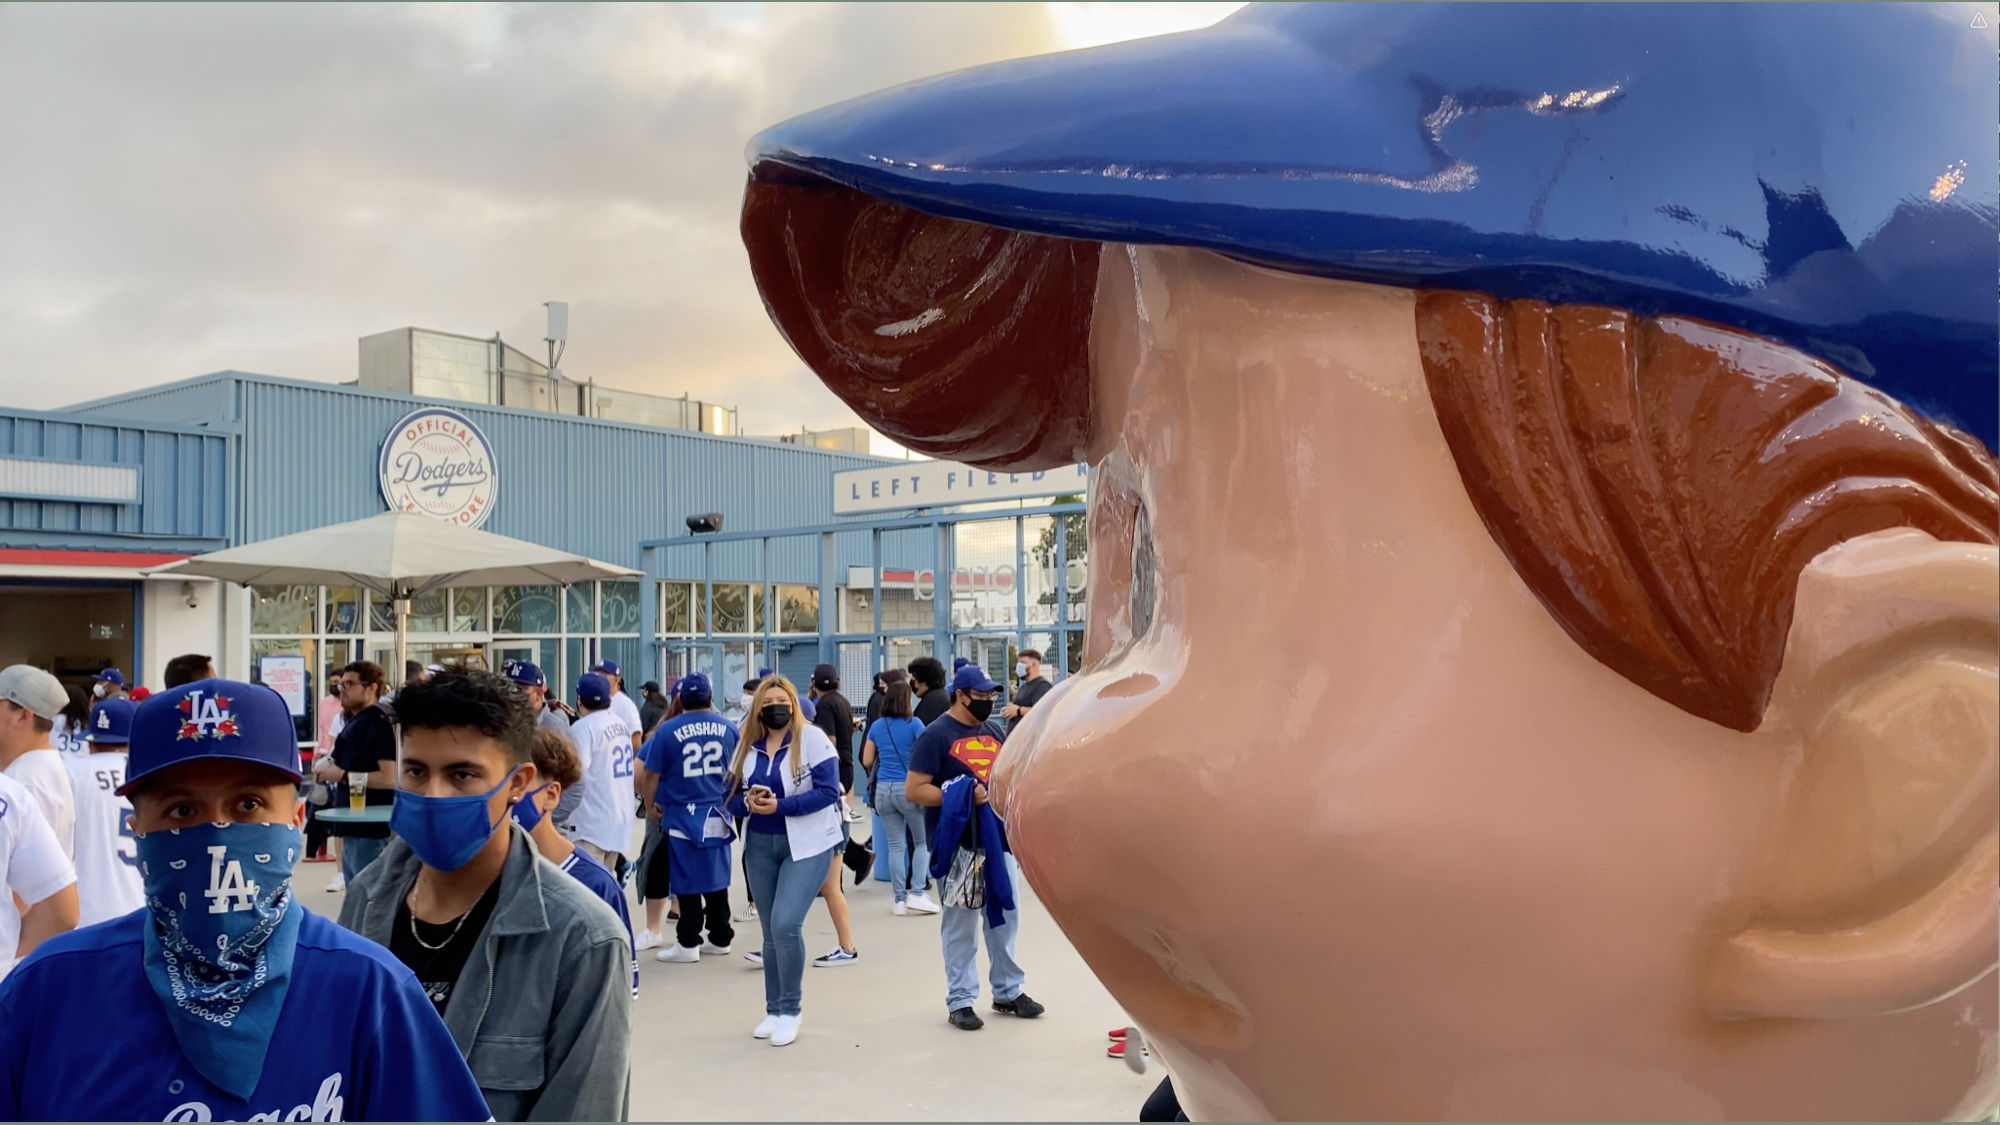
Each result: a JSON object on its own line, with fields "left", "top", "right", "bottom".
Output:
{"left": 1707, "top": 530, "right": 1997, "bottom": 1021}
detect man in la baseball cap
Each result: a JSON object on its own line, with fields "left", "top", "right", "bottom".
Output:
{"left": 91, "top": 669, "right": 126, "bottom": 701}
{"left": 590, "top": 660, "right": 645, "bottom": 762}
{"left": 505, "top": 661, "right": 579, "bottom": 829}
{"left": 0, "top": 678, "right": 488, "bottom": 1120}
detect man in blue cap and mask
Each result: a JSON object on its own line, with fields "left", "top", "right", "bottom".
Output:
{"left": 339, "top": 666, "right": 631, "bottom": 1122}
{"left": 740, "top": 5, "right": 1997, "bottom": 1118}
{"left": 0, "top": 678, "right": 489, "bottom": 1121}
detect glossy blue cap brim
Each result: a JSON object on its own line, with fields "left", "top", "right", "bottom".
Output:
{"left": 748, "top": 2, "right": 1997, "bottom": 450}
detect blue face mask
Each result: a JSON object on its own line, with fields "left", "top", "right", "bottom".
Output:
{"left": 136, "top": 821, "right": 304, "bottom": 1100}
{"left": 510, "top": 783, "right": 551, "bottom": 833}
{"left": 389, "top": 767, "right": 520, "bottom": 871}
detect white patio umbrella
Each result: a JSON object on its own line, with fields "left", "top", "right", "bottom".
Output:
{"left": 147, "top": 509, "right": 641, "bottom": 677}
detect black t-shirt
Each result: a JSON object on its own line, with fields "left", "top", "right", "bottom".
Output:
{"left": 390, "top": 879, "right": 501, "bottom": 1017}
{"left": 1009, "top": 677, "right": 1053, "bottom": 733}
{"left": 811, "top": 690, "right": 856, "bottom": 789}
{"left": 907, "top": 712, "right": 1007, "bottom": 846}
{"left": 330, "top": 704, "right": 396, "bottom": 839}
{"left": 913, "top": 689, "right": 951, "bottom": 726}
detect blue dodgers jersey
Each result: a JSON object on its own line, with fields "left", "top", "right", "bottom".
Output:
{"left": 642, "top": 711, "right": 739, "bottom": 811}
{"left": 561, "top": 850, "right": 638, "bottom": 998}
{"left": 0, "top": 908, "right": 491, "bottom": 1123}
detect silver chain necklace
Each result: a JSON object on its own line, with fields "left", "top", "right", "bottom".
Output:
{"left": 406, "top": 881, "right": 477, "bottom": 952}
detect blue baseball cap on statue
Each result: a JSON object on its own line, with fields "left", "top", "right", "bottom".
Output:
{"left": 119, "top": 678, "right": 303, "bottom": 796}
{"left": 674, "top": 673, "right": 713, "bottom": 704}
{"left": 85, "top": 697, "right": 136, "bottom": 744}
{"left": 576, "top": 673, "right": 612, "bottom": 709}
{"left": 745, "top": 2, "right": 1998, "bottom": 451}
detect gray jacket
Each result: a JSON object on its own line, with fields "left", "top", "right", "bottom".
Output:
{"left": 338, "top": 825, "right": 631, "bottom": 1122}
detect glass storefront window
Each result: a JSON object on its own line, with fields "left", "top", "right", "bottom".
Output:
{"left": 564, "top": 638, "right": 588, "bottom": 689}
{"left": 599, "top": 637, "right": 640, "bottom": 701}
{"left": 660, "top": 582, "right": 692, "bottom": 634}
{"left": 599, "top": 581, "right": 641, "bottom": 634}
{"left": 369, "top": 592, "right": 393, "bottom": 633}
{"left": 751, "top": 585, "right": 766, "bottom": 633}
{"left": 711, "top": 583, "right": 749, "bottom": 634}
{"left": 566, "top": 585, "right": 595, "bottom": 634}
{"left": 495, "top": 586, "right": 559, "bottom": 634}
{"left": 407, "top": 589, "right": 448, "bottom": 633}
{"left": 453, "top": 588, "right": 487, "bottom": 633}
{"left": 689, "top": 582, "right": 709, "bottom": 634}
{"left": 249, "top": 637, "right": 317, "bottom": 746}
{"left": 777, "top": 585, "right": 819, "bottom": 633}
{"left": 324, "top": 586, "right": 361, "bottom": 635}
{"left": 250, "top": 585, "right": 316, "bottom": 636}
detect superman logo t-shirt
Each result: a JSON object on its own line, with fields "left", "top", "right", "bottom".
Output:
{"left": 908, "top": 713, "right": 1008, "bottom": 845}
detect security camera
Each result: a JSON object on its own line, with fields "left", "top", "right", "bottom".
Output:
{"left": 180, "top": 581, "right": 199, "bottom": 610}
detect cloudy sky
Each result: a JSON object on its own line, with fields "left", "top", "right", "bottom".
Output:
{"left": 0, "top": 2, "right": 1240, "bottom": 444}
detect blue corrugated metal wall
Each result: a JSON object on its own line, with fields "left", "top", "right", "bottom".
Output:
{"left": 228, "top": 377, "right": 895, "bottom": 563}
{"left": 66, "top": 371, "right": 930, "bottom": 573}
{"left": 0, "top": 407, "right": 232, "bottom": 551}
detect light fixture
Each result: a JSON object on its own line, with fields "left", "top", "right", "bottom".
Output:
{"left": 686, "top": 512, "right": 724, "bottom": 534}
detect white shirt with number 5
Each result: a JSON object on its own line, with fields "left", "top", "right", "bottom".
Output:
{"left": 61, "top": 752, "right": 144, "bottom": 927}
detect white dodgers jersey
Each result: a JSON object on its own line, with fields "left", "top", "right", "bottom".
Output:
{"left": 61, "top": 753, "right": 143, "bottom": 926}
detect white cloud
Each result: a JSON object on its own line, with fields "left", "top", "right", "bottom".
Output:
{"left": 0, "top": 2, "right": 1225, "bottom": 434}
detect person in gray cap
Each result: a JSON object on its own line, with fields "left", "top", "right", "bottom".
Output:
{"left": 503, "top": 661, "right": 580, "bottom": 831}
{"left": 0, "top": 666, "right": 76, "bottom": 860}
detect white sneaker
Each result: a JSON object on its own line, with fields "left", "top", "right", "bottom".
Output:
{"left": 771, "top": 1014, "right": 802, "bottom": 1046}
{"left": 735, "top": 902, "right": 758, "bottom": 922}
{"left": 745, "top": 950, "right": 763, "bottom": 966}
{"left": 892, "top": 900, "right": 908, "bottom": 916}
{"left": 656, "top": 944, "right": 700, "bottom": 963}
{"left": 634, "top": 929, "right": 662, "bottom": 952}
{"left": 752, "top": 1014, "right": 780, "bottom": 1039}
{"left": 325, "top": 873, "right": 345, "bottom": 893}
{"left": 699, "top": 940, "right": 731, "bottom": 956}
{"left": 844, "top": 806, "right": 864, "bottom": 823}
{"left": 905, "top": 893, "right": 941, "bottom": 915}
{"left": 813, "top": 947, "right": 859, "bottom": 967}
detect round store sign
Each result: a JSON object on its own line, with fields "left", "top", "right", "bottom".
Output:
{"left": 379, "top": 407, "right": 499, "bottom": 529}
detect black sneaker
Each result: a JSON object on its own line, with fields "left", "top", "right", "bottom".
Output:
{"left": 992, "top": 993, "right": 1045, "bottom": 1019}
{"left": 948, "top": 1006, "right": 985, "bottom": 1031}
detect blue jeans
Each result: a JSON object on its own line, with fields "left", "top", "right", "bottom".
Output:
{"left": 340, "top": 834, "right": 386, "bottom": 883}
{"left": 743, "top": 830, "right": 836, "bottom": 1017}
{"left": 873, "top": 786, "right": 929, "bottom": 902}
{"left": 939, "top": 854, "right": 1024, "bottom": 1011}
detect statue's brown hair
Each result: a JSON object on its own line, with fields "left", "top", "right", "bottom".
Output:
{"left": 1415, "top": 292, "right": 1999, "bottom": 731}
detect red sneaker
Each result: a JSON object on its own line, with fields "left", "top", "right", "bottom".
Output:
{"left": 1107, "top": 1026, "right": 1128, "bottom": 1041}
{"left": 1107, "top": 1039, "right": 1149, "bottom": 1060}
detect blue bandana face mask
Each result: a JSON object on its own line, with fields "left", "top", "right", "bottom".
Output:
{"left": 136, "top": 821, "right": 304, "bottom": 1101}
{"left": 510, "top": 783, "right": 551, "bottom": 834}
{"left": 390, "top": 767, "right": 520, "bottom": 871}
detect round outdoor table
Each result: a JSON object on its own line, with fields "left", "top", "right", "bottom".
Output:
{"left": 312, "top": 805, "right": 393, "bottom": 825}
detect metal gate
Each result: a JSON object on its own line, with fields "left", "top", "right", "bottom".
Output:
{"left": 637, "top": 501, "right": 1086, "bottom": 703}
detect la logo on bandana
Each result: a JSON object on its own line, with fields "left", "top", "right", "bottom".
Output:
{"left": 205, "top": 844, "right": 261, "bottom": 914}
{"left": 949, "top": 735, "right": 1002, "bottom": 782}
{"left": 176, "top": 689, "right": 239, "bottom": 740}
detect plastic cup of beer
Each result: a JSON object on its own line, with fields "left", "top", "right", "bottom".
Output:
{"left": 348, "top": 773, "right": 368, "bottom": 810}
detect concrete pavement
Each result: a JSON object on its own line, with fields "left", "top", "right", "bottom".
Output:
{"left": 312, "top": 831, "right": 1158, "bottom": 1121}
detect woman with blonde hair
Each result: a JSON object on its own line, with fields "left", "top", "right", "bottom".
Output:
{"left": 723, "top": 674, "right": 843, "bottom": 1046}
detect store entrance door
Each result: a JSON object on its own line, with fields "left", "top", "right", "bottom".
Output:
{"left": 0, "top": 581, "right": 136, "bottom": 697}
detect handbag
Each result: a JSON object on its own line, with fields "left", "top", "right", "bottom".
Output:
{"left": 941, "top": 846, "right": 986, "bottom": 910}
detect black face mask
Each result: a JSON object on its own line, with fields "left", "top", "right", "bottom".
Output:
{"left": 964, "top": 697, "right": 994, "bottom": 723}
{"left": 760, "top": 704, "right": 794, "bottom": 731}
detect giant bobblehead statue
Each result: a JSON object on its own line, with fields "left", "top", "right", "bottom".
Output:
{"left": 737, "top": 4, "right": 1999, "bottom": 1119}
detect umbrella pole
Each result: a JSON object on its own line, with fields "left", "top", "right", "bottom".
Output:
{"left": 393, "top": 596, "right": 410, "bottom": 697}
